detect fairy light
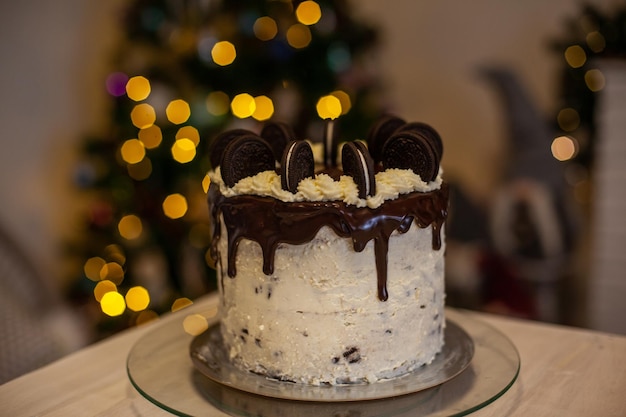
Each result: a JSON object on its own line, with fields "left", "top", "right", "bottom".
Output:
{"left": 125, "top": 286, "right": 150, "bottom": 312}
{"left": 104, "top": 244, "right": 126, "bottom": 265}
{"left": 118, "top": 214, "right": 143, "bottom": 240}
{"left": 206, "top": 91, "right": 230, "bottom": 116}
{"left": 126, "top": 76, "right": 151, "bottom": 101}
{"left": 557, "top": 107, "right": 580, "bottom": 132}
{"left": 564, "top": 45, "right": 586, "bottom": 68}
{"left": 138, "top": 125, "right": 162, "bottom": 149}
{"left": 171, "top": 138, "right": 196, "bottom": 163}
{"left": 316, "top": 95, "right": 342, "bottom": 119}
{"left": 127, "top": 157, "right": 152, "bottom": 180}
{"left": 120, "top": 139, "right": 146, "bottom": 164}
{"left": 253, "top": 16, "right": 278, "bottom": 41}
{"left": 202, "top": 174, "right": 211, "bottom": 193}
{"left": 211, "top": 41, "right": 236, "bottom": 66}
{"left": 100, "top": 291, "right": 126, "bottom": 317}
{"left": 136, "top": 310, "right": 159, "bottom": 325}
{"left": 296, "top": 1, "right": 322, "bottom": 25}
{"left": 130, "top": 103, "right": 156, "bottom": 128}
{"left": 171, "top": 297, "right": 193, "bottom": 312}
{"left": 286, "top": 23, "right": 312, "bottom": 49}
{"left": 331, "top": 90, "right": 351, "bottom": 115}
{"left": 551, "top": 135, "right": 578, "bottom": 161}
{"left": 182, "top": 314, "right": 208, "bottom": 335}
{"left": 585, "top": 69, "right": 605, "bottom": 92}
{"left": 100, "top": 262, "right": 124, "bottom": 285}
{"left": 162, "top": 193, "right": 188, "bottom": 219}
{"left": 252, "top": 95, "right": 274, "bottom": 121}
{"left": 94, "top": 280, "right": 117, "bottom": 302}
{"left": 166, "top": 99, "right": 191, "bottom": 124}
{"left": 231, "top": 93, "right": 256, "bottom": 118}
{"left": 176, "top": 126, "right": 200, "bottom": 147}
{"left": 586, "top": 31, "right": 606, "bottom": 53}
{"left": 84, "top": 257, "right": 106, "bottom": 282}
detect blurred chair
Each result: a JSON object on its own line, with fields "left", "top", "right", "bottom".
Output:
{"left": 0, "top": 223, "right": 88, "bottom": 384}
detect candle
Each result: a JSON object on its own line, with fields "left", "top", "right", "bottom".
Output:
{"left": 323, "top": 118, "right": 336, "bottom": 168}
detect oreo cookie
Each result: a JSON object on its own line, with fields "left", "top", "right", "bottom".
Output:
{"left": 280, "top": 140, "right": 314, "bottom": 193}
{"left": 366, "top": 114, "right": 406, "bottom": 164}
{"left": 342, "top": 141, "right": 376, "bottom": 199}
{"left": 220, "top": 134, "right": 276, "bottom": 187}
{"left": 395, "top": 122, "right": 443, "bottom": 161}
{"left": 260, "top": 121, "right": 296, "bottom": 162}
{"left": 209, "top": 128, "right": 255, "bottom": 169}
{"left": 381, "top": 131, "right": 439, "bottom": 182}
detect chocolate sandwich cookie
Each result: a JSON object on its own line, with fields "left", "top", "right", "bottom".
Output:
{"left": 260, "top": 121, "right": 296, "bottom": 162}
{"left": 342, "top": 141, "right": 376, "bottom": 199}
{"left": 382, "top": 130, "right": 439, "bottom": 182}
{"left": 220, "top": 134, "right": 276, "bottom": 188}
{"left": 280, "top": 140, "right": 314, "bottom": 193}
{"left": 366, "top": 114, "right": 406, "bottom": 165}
{"left": 395, "top": 122, "right": 443, "bottom": 161}
{"left": 209, "top": 128, "right": 255, "bottom": 169}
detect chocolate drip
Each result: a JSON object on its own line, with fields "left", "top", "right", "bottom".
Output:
{"left": 208, "top": 183, "right": 448, "bottom": 301}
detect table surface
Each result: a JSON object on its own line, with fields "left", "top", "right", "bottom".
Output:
{"left": 1, "top": 293, "right": 625, "bottom": 417}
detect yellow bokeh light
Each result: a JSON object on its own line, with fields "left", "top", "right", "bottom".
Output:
{"left": 296, "top": 1, "right": 322, "bottom": 25}
{"left": 183, "top": 314, "right": 209, "bottom": 335}
{"left": 171, "top": 138, "right": 197, "bottom": 163}
{"left": 94, "top": 280, "right": 117, "bottom": 302}
{"left": 176, "top": 126, "right": 200, "bottom": 147}
{"left": 125, "top": 286, "right": 150, "bottom": 312}
{"left": 125, "top": 76, "right": 151, "bottom": 101}
{"left": 231, "top": 93, "right": 256, "bottom": 118}
{"left": 101, "top": 291, "right": 126, "bottom": 317}
{"left": 564, "top": 45, "right": 586, "bottom": 68}
{"left": 171, "top": 297, "right": 194, "bottom": 312}
{"left": 206, "top": 91, "right": 230, "bottom": 116}
{"left": 202, "top": 174, "right": 211, "bottom": 193}
{"left": 104, "top": 244, "right": 126, "bottom": 265}
{"left": 557, "top": 107, "right": 580, "bottom": 132}
{"left": 127, "top": 157, "right": 152, "bottom": 181}
{"left": 100, "top": 262, "right": 125, "bottom": 285}
{"left": 286, "top": 23, "right": 312, "bottom": 49}
{"left": 118, "top": 214, "right": 143, "bottom": 240}
{"left": 252, "top": 95, "right": 274, "bottom": 121}
{"left": 120, "top": 139, "right": 146, "bottom": 164}
{"left": 211, "top": 41, "right": 237, "bottom": 66}
{"left": 162, "top": 193, "right": 188, "bottom": 219}
{"left": 130, "top": 103, "right": 156, "bottom": 129}
{"left": 136, "top": 310, "right": 159, "bottom": 325}
{"left": 551, "top": 136, "right": 578, "bottom": 161}
{"left": 84, "top": 257, "right": 106, "bottom": 282}
{"left": 166, "top": 99, "right": 191, "bottom": 125}
{"left": 138, "top": 125, "right": 162, "bottom": 149}
{"left": 585, "top": 69, "right": 605, "bottom": 92}
{"left": 253, "top": 16, "right": 278, "bottom": 41}
{"left": 586, "top": 31, "right": 606, "bottom": 53}
{"left": 331, "top": 90, "right": 351, "bottom": 115}
{"left": 316, "top": 95, "right": 342, "bottom": 119}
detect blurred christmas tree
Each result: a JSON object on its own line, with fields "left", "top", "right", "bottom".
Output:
{"left": 71, "top": 0, "right": 383, "bottom": 337}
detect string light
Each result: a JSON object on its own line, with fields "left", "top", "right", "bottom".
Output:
{"left": 127, "top": 157, "right": 152, "bottom": 181}
{"left": 126, "top": 76, "right": 151, "bottom": 101}
{"left": 100, "top": 262, "right": 124, "bottom": 285}
{"left": 118, "top": 215, "right": 143, "bottom": 240}
{"left": 202, "top": 174, "right": 211, "bottom": 193}
{"left": 100, "top": 291, "right": 126, "bottom": 316}
{"left": 286, "top": 24, "right": 312, "bottom": 49}
{"left": 163, "top": 193, "right": 188, "bottom": 219}
{"left": 94, "top": 280, "right": 117, "bottom": 302}
{"left": 206, "top": 91, "right": 230, "bottom": 116}
{"left": 182, "top": 314, "right": 209, "bottom": 335}
{"left": 557, "top": 107, "right": 580, "bottom": 132}
{"left": 564, "top": 45, "right": 586, "bottom": 68}
{"left": 136, "top": 310, "right": 159, "bottom": 325}
{"left": 231, "top": 93, "right": 255, "bottom": 118}
{"left": 125, "top": 286, "right": 150, "bottom": 311}
{"left": 104, "top": 244, "right": 126, "bottom": 265}
{"left": 171, "top": 297, "right": 193, "bottom": 312}
{"left": 171, "top": 138, "right": 196, "bottom": 163}
{"left": 316, "top": 95, "right": 342, "bottom": 119}
{"left": 551, "top": 135, "right": 578, "bottom": 161}
{"left": 84, "top": 257, "right": 106, "bottom": 281}
{"left": 296, "top": 1, "right": 322, "bottom": 25}
{"left": 138, "top": 125, "right": 162, "bottom": 149}
{"left": 130, "top": 103, "right": 156, "bottom": 128}
{"left": 586, "top": 31, "right": 606, "bottom": 53}
{"left": 253, "top": 16, "right": 278, "bottom": 41}
{"left": 120, "top": 139, "right": 146, "bottom": 164}
{"left": 331, "top": 90, "right": 351, "bottom": 115}
{"left": 176, "top": 126, "right": 200, "bottom": 146}
{"left": 166, "top": 99, "right": 191, "bottom": 124}
{"left": 211, "top": 41, "right": 236, "bottom": 66}
{"left": 584, "top": 69, "right": 605, "bottom": 92}
{"left": 252, "top": 95, "right": 274, "bottom": 121}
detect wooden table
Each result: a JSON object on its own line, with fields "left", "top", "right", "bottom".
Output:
{"left": 1, "top": 293, "right": 625, "bottom": 416}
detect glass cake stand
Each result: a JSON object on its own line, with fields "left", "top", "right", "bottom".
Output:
{"left": 127, "top": 308, "right": 520, "bottom": 416}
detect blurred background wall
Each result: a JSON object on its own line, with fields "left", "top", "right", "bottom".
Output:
{"left": 0, "top": 0, "right": 623, "bottom": 338}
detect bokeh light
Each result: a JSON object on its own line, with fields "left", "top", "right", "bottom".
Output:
{"left": 286, "top": 23, "right": 312, "bottom": 49}
{"left": 126, "top": 76, "right": 151, "bottom": 101}
{"left": 136, "top": 310, "right": 159, "bottom": 325}
{"left": 296, "top": 1, "right": 322, "bottom": 25}
{"left": 127, "top": 157, "right": 152, "bottom": 181}
{"left": 231, "top": 93, "right": 256, "bottom": 118}
{"left": 138, "top": 125, "right": 162, "bottom": 149}
{"left": 585, "top": 69, "right": 605, "bottom": 92}
{"left": 163, "top": 193, "right": 188, "bottom": 219}
{"left": 118, "top": 214, "right": 143, "bottom": 240}
{"left": 586, "top": 31, "right": 606, "bottom": 53}
{"left": 551, "top": 135, "right": 578, "bottom": 161}
{"left": 253, "top": 16, "right": 277, "bottom": 41}
{"left": 211, "top": 41, "right": 237, "bottom": 66}
{"left": 130, "top": 103, "right": 156, "bottom": 128}
{"left": 557, "top": 107, "right": 580, "bottom": 132}
{"left": 84, "top": 257, "right": 106, "bottom": 282}
{"left": 176, "top": 126, "right": 200, "bottom": 147}
{"left": 252, "top": 95, "right": 274, "bottom": 121}
{"left": 316, "top": 95, "right": 342, "bottom": 119}
{"left": 120, "top": 139, "right": 146, "bottom": 164}
{"left": 331, "top": 90, "right": 351, "bottom": 115}
{"left": 171, "top": 297, "right": 193, "bottom": 312}
{"left": 94, "top": 280, "right": 117, "bottom": 302}
{"left": 104, "top": 244, "right": 126, "bottom": 265}
{"left": 183, "top": 314, "right": 209, "bottom": 335}
{"left": 106, "top": 72, "right": 129, "bottom": 97}
{"left": 202, "top": 174, "right": 211, "bottom": 193}
{"left": 564, "top": 45, "right": 586, "bottom": 68}
{"left": 171, "top": 138, "right": 196, "bottom": 163}
{"left": 166, "top": 99, "right": 191, "bottom": 124}
{"left": 100, "top": 262, "right": 124, "bottom": 285}
{"left": 125, "top": 286, "right": 150, "bottom": 312}
{"left": 206, "top": 91, "right": 230, "bottom": 116}
{"left": 101, "top": 291, "right": 126, "bottom": 317}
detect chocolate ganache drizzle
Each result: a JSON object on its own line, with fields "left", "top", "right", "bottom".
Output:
{"left": 208, "top": 182, "right": 448, "bottom": 301}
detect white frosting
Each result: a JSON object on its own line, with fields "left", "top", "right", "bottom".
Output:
{"left": 208, "top": 167, "right": 443, "bottom": 209}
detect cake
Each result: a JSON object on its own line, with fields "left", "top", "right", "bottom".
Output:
{"left": 206, "top": 115, "right": 448, "bottom": 385}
